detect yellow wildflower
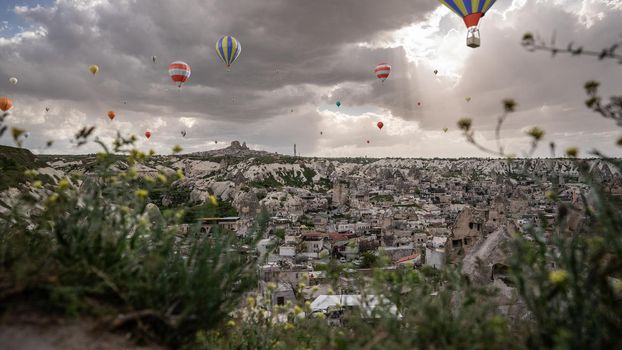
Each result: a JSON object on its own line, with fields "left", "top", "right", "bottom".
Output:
{"left": 549, "top": 270, "right": 569, "bottom": 284}
{"left": 247, "top": 296, "right": 256, "bottom": 308}
{"left": 57, "top": 179, "right": 70, "bottom": 190}
{"left": 24, "top": 169, "right": 39, "bottom": 177}
{"left": 135, "top": 189, "right": 149, "bottom": 199}
{"left": 293, "top": 305, "right": 303, "bottom": 315}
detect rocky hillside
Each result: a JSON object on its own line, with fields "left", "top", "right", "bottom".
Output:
{"left": 1, "top": 142, "right": 619, "bottom": 220}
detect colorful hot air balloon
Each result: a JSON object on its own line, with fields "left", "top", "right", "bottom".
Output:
{"left": 168, "top": 61, "right": 191, "bottom": 87}
{"left": 45, "top": 107, "right": 50, "bottom": 112}
{"left": 377, "top": 121, "right": 384, "bottom": 130}
{"left": 107, "top": 111, "right": 116, "bottom": 121}
{"left": 443, "top": 127, "right": 449, "bottom": 133}
{"left": 9, "top": 77, "right": 18, "bottom": 85}
{"left": 437, "top": 0, "right": 497, "bottom": 48}
{"left": 336, "top": 101, "right": 341, "bottom": 108}
{"left": 145, "top": 131, "right": 152, "bottom": 139}
{"left": 375, "top": 63, "right": 391, "bottom": 82}
{"left": 0, "top": 96, "right": 13, "bottom": 112}
{"left": 434, "top": 69, "right": 438, "bottom": 75}
{"left": 465, "top": 96, "right": 472, "bottom": 102}
{"left": 181, "top": 130, "right": 187, "bottom": 137}
{"left": 89, "top": 64, "right": 99, "bottom": 75}
{"left": 216, "top": 36, "right": 242, "bottom": 70}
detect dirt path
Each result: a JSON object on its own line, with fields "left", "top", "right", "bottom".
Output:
{"left": 0, "top": 314, "right": 166, "bottom": 350}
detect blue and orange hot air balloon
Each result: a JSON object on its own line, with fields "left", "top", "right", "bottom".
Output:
{"left": 216, "top": 36, "right": 242, "bottom": 71}
{"left": 437, "top": 0, "right": 497, "bottom": 48}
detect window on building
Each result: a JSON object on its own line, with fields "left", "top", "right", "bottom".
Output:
{"left": 277, "top": 296, "right": 285, "bottom": 305}
{"left": 469, "top": 222, "right": 474, "bottom": 230}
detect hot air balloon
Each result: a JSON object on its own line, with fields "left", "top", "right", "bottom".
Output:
{"left": 216, "top": 36, "right": 242, "bottom": 70}
{"left": 434, "top": 69, "right": 438, "bottom": 75}
{"left": 366, "top": 140, "right": 370, "bottom": 144}
{"left": 465, "top": 96, "right": 472, "bottom": 102}
{"left": 417, "top": 102, "right": 421, "bottom": 106}
{"left": 24, "top": 132, "right": 30, "bottom": 139}
{"left": 215, "top": 140, "right": 218, "bottom": 144}
{"left": 152, "top": 56, "right": 157, "bottom": 63}
{"left": 437, "top": 0, "right": 497, "bottom": 48}
{"left": 145, "top": 131, "right": 152, "bottom": 139}
{"left": 443, "top": 127, "right": 448, "bottom": 133}
{"left": 168, "top": 61, "right": 191, "bottom": 87}
{"left": 89, "top": 64, "right": 99, "bottom": 75}
{"left": 291, "top": 109, "right": 294, "bottom": 113}
{"left": 45, "top": 107, "right": 50, "bottom": 112}
{"left": 0, "top": 96, "right": 13, "bottom": 112}
{"left": 107, "top": 111, "right": 116, "bottom": 121}
{"left": 377, "top": 121, "right": 384, "bottom": 130}
{"left": 375, "top": 63, "right": 391, "bottom": 83}
{"left": 181, "top": 130, "right": 187, "bottom": 137}
{"left": 336, "top": 101, "right": 341, "bottom": 107}
{"left": 9, "top": 77, "right": 18, "bottom": 85}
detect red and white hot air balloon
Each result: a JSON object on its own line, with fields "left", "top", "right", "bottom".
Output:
{"left": 145, "top": 131, "right": 152, "bottom": 139}
{"left": 377, "top": 121, "right": 384, "bottom": 130}
{"left": 375, "top": 63, "right": 391, "bottom": 83}
{"left": 168, "top": 61, "right": 191, "bottom": 88}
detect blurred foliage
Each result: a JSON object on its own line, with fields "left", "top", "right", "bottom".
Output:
{"left": 0, "top": 134, "right": 258, "bottom": 347}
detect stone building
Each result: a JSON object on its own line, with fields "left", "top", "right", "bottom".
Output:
{"left": 332, "top": 179, "right": 350, "bottom": 207}
{"left": 446, "top": 207, "right": 487, "bottom": 263}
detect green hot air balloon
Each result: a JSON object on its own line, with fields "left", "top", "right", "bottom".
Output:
{"left": 336, "top": 101, "right": 341, "bottom": 108}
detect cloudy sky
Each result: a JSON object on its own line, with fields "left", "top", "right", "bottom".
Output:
{"left": 0, "top": 0, "right": 621, "bottom": 158}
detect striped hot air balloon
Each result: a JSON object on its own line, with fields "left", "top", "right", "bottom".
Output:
{"left": 438, "top": 0, "right": 498, "bottom": 48}
{"left": 216, "top": 36, "right": 242, "bottom": 70}
{"left": 375, "top": 63, "right": 391, "bottom": 83}
{"left": 168, "top": 61, "right": 191, "bottom": 87}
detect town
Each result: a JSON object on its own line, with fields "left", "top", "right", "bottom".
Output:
{"left": 38, "top": 140, "right": 621, "bottom": 321}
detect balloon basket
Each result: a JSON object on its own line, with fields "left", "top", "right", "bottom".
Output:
{"left": 466, "top": 27, "right": 481, "bottom": 48}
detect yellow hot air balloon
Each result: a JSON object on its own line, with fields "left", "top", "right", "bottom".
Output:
{"left": 89, "top": 64, "right": 99, "bottom": 75}
{"left": 443, "top": 127, "right": 448, "bottom": 133}
{"left": 465, "top": 96, "right": 472, "bottom": 102}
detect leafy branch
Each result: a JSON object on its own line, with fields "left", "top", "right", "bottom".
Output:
{"left": 521, "top": 32, "right": 622, "bottom": 63}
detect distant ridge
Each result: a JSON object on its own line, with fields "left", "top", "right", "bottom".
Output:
{"left": 189, "top": 140, "right": 271, "bottom": 158}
